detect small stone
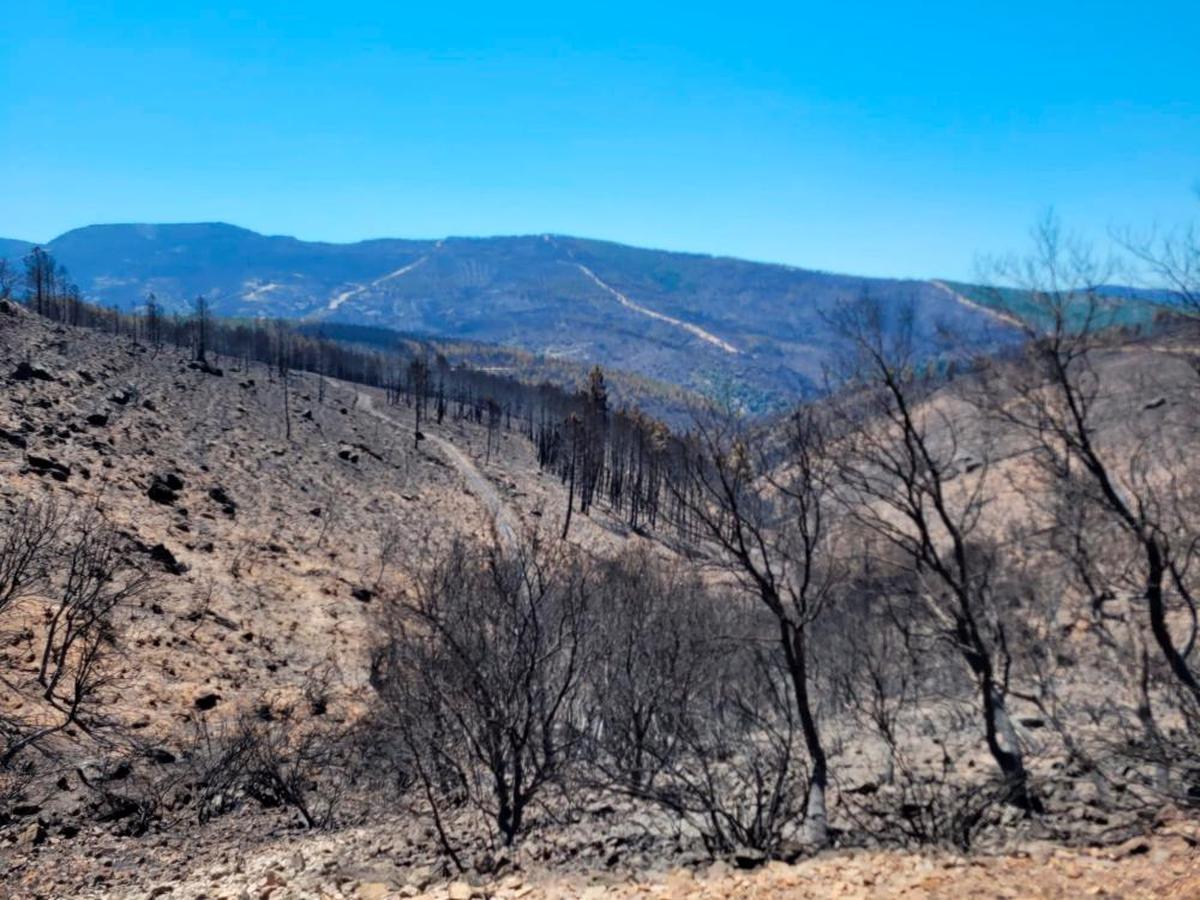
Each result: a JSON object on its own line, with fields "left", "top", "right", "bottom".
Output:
{"left": 705, "top": 861, "right": 733, "bottom": 881}
{"left": 17, "top": 821, "right": 44, "bottom": 847}
{"left": 448, "top": 882, "right": 474, "bottom": 900}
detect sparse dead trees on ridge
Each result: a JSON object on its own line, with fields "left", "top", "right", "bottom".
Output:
{"left": 22, "top": 247, "right": 55, "bottom": 317}
{"left": 556, "top": 367, "right": 611, "bottom": 539}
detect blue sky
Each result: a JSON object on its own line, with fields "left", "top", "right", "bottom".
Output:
{"left": 3, "top": 1, "right": 1198, "bottom": 279}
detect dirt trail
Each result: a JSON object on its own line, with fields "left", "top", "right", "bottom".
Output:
{"left": 356, "top": 390, "right": 518, "bottom": 546}
{"left": 574, "top": 262, "right": 741, "bottom": 354}
{"left": 326, "top": 255, "right": 430, "bottom": 311}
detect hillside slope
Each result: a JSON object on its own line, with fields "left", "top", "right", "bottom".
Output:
{"left": 0, "top": 302, "right": 617, "bottom": 744}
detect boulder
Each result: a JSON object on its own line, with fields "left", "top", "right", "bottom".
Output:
{"left": 193, "top": 693, "right": 221, "bottom": 711}
{"left": 158, "top": 472, "right": 184, "bottom": 491}
{"left": 0, "top": 427, "right": 28, "bottom": 448}
{"left": 11, "top": 361, "right": 54, "bottom": 382}
{"left": 26, "top": 455, "right": 70, "bottom": 481}
{"left": 148, "top": 543, "right": 188, "bottom": 575}
{"left": 733, "top": 847, "right": 767, "bottom": 869}
{"left": 147, "top": 480, "right": 177, "bottom": 508}
{"left": 208, "top": 486, "right": 237, "bottom": 517}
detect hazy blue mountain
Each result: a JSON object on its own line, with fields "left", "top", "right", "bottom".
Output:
{"left": 0, "top": 238, "right": 34, "bottom": 260}
{"left": 6, "top": 222, "right": 1028, "bottom": 410}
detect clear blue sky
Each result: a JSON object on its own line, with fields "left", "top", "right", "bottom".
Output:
{"left": 3, "top": 1, "right": 1197, "bottom": 279}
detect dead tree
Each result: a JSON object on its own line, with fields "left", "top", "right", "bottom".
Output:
{"left": 274, "top": 318, "right": 292, "bottom": 440}
{"left": 22, "top": 247, "right": 56, "bottom": 317}
{"left": 193, "top": 295, "right": 211, "bottom": 364}
{"left": 978, "top": 217, "right": 1200, "bottom": 773}
{"left": 584, "top": 548, "right": 710, "bottom": 792}
{"left": 408, "top": 356, "right": 429, "bottom": 448}
{"left": 560, "top": 413, "right": 581, "bottom": 540}
{"left": 673, "top": 403, "right": 840, "bottom": 846}
{"left": 830, "top": 296, "right": 1039, "bottom": 811}
{"left": 0, "top": 259, "right": 14, "bottom": 301}
{"left": 144, "top": 293, "right": 163, "bottom": 350}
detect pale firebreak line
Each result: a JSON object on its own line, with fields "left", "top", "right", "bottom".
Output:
{"left": 573, "top": 263, "right": 740, "bottom": 354}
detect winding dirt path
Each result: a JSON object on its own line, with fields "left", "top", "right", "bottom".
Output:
{"left": 356, "top": 391, "right": 518, "bottom": 546}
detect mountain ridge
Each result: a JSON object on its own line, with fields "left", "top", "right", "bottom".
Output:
{"left": 2, "top": 221, "right": 1165, "bottom": 411}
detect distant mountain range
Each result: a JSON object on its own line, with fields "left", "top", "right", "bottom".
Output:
{"left": 0, "top": 223, "right": 1170, "bottom": 411}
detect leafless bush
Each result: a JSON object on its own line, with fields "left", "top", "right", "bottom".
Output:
{"left": 239, "top": 705, "right": 346, "bottom": 829}
{"left": 76, "top": 700, "right": 349, "bottom": 836}
{"left": 369, "top": 530, "right": 593, "bottom": 850}
{"left": 819, "top": 573, "right": 922, "bottom": 788}
{"left": 841, "top": 760, "right": 1010, "bottom": 851}
{"left": 2, "top": 505, "right": 151, "bottom": 768}
{"left": 0, "top": 497, "right": 63, "bottom": 617}
{"left": 38, "top": 510, "right": 152, "bottom": 702}
{"left": 582, "top": 548, "right": 712, "bottom": 793}
{"left": 628, "top": 609, "right": 816, "bottom": 855}
{"left": 580, "top": 554, "right": 816, "bottom": 855}
{"left": 0, "top": 759, "right": 37, "bottom": 827}
{"left": 77, "top": 752, "right": 176, "bottom": 837}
